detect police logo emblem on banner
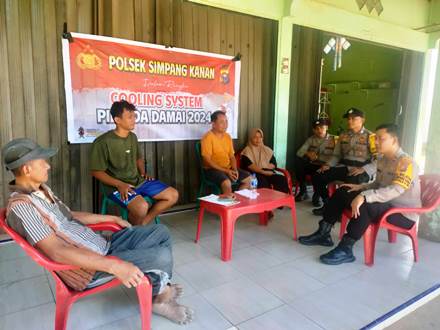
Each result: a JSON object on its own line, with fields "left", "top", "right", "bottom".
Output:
{"left": 76, "top": 48, "right": 102, "bottom": 70}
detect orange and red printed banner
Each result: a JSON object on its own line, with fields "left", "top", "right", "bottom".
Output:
{"left": 62, "top": 33, "right": 240, "bottom": 143}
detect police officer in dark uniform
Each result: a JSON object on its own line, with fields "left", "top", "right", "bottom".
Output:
{"left": 295, "top": 119, "right": 337, "bottom": 205}
{"left": 298, "top": 124, "right": 421, "bottom": 265}
{"left": 312, "top": 108, "right": 376, "bottom": 215}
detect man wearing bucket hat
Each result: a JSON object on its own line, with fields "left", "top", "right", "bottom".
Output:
{"left": 311, "top": 108, "right": 377, "bottom": 216}
{"left": 2, "top": 138, "right": 193, "bottom": 325}
{"left": 295, "top": 119, "right": 337, "bottom": 205}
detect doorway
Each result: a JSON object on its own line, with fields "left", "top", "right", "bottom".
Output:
{"left": 286, "top": 25, "right": 425, "bottom": 174}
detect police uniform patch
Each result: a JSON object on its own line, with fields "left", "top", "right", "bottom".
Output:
{"left": 392, "top": 157, "right": 413, "bottom": 190}
{"left": 398, "top": 157, "right": 411, "bottom": 171}
{"left": 369, "top": 134, "right": 377, "bottom": 155}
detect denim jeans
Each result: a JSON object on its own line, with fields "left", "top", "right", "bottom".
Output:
{"left": 87, "top": 223, "right": 173, "bottom": 295}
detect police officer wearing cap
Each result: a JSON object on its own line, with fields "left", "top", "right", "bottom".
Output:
{"left": 295, "top": 119, "right": 337, "bottom": 205}
{"left": 298, "top": 124, "right": 421, "bottom": 265}
{"left": 312, "top": 108, "right": 377, "bottom": 216}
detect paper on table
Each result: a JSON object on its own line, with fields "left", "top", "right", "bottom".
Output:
{"left": 198, "top": 194, "right": 240, "bottom": 206}
{"left": 235, "top": 189, "right": 259, "bottom": 199}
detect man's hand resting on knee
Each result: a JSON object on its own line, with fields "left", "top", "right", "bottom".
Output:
{"left": 116, "top": 182, "right": 136, "bottom": 202}
{"left": 226, "top": 169, "right": 238, "bottom": 181}
{"left": 109, "top": 259, "right": 145, "bottom": 288}
{"left": 317, "top": 164, "right": 330, "bottom": 173}
{"left": 340, "top": 183, "right": 364, "bottom": 192}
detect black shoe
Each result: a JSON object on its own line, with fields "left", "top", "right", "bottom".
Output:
{"left": 298, "top": 220, "right": 334, "bottom": 247}
{"left": 312, "top": 193, "right": 321, "bottom": 207}
{"left": 320, "top": 235, "right": 356, "bottom": 265}
{"left": 312, "top": 206, "right": 324, "bottom": 216}
{"left": 295, "top": 191, "right": 309, "bottom": 202}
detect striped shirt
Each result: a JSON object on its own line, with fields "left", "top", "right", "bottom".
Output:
{"left": 7, "top": 183, "right": 110, "bottom": 255}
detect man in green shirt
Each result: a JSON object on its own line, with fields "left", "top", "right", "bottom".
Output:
{"left": 90, "top": 101, "right": 179, "bottom": 225}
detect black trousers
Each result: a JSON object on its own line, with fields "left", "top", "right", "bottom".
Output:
{"left": 256, "top": 173, "right": 290, "bottom": 194}
{"left": 295, "top": 157, "right": 321, "bottom": 191}
{"left": 312, "top": 166, "right": 370, "bottom": 200}
{"left": 323, "top": 187, "right": 415, "bottom": 241}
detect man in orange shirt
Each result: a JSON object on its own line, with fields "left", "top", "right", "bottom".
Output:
{"left": 201, "top": 111, "right": 251, "bottom": 194}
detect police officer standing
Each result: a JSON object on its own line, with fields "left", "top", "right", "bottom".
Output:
{"left": 312, "top": 108, "right": 376, "bottom": 215}
{"left": 295, "top": 119, "right": 337, "bottom": 205}
{"left": 298, "top": 124, "right": 421, "bottom": 265}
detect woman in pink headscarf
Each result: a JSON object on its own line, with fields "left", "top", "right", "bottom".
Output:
{"left": 240, "top": 128, "right": 289, "bottom": 193}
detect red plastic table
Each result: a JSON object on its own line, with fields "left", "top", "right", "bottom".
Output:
{"left": 195, "top": 188, "right": 297, "bottom": 261}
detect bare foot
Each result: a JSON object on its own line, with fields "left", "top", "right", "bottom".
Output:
{"left": 153, "top": 301, "right": 194, "bottom": 325}
{"left": 154, "top": 284, "right": 184, "bottom": 304}
{"left": 169, "top": 284, "right": 184, "bottom": 301}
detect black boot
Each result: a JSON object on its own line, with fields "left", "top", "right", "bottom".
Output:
{"left": 295, "top": 183, "right": 309, "bottom": 202}
{"left": 312, "top": 197, "right": 328, "bottom": 216}
{"left": 319, "top": 235, "right": 356, "bottom": 265}
{"left": 298, "top": 220, "right": 334, "bottom": 246}
{"left": 312, "top": 193, "right": 321, "bottom": 207}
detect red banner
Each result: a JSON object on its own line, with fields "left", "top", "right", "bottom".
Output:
{"left": 62, "top": 33, "right": 240, "bottom": 143}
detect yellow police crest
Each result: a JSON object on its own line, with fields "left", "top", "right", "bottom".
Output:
{"left": 219, "top": 65, "right": 230, "bottom": 84}
{"left": 76, "top": 50, "right": 102, "bottom": 70}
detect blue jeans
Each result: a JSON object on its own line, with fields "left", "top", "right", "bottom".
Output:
{"left": 87, "top": 224, "right": 173, "bottom": 295}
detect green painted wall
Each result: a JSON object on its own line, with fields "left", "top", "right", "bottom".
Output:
{"left": 314, "top": 0, "right": 429, "bottom": 30}
{"left": 426, "top": 0, "right": 440, "bottom": 173}
{"left": 188, "top": 0, "right": 288, "bottom": 19}
{"left": 322, "top": 38, "right": 403, "bottom": 134}
{"left": 289, "top": 0, "right": 429, "bottom": 52}
{"left": 428, "top": 3, "right": 440, "bottom": 49}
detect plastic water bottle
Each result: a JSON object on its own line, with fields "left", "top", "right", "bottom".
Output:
{"left": 250, "top": 173, "right": 258, "bottom": 191}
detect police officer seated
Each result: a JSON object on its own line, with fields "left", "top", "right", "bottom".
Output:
{"left": 295, "top": 119, "right": 336, "bottom": 206}
{"left": 312, "top": 108, "right": 376, "bottom": 216}
{"left": 298, "top": 124, "right": 421, "bottom": 265}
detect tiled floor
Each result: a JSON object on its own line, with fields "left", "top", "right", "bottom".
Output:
{"left": 1, "top": 201, "right": 440, "bottom": 330}
{"left": 387, "top": 295, "right": 440, "bottom": 330}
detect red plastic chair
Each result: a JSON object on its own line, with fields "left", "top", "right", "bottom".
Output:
{"left": 235, "top": 152, "right": 294, "bottom": 194}
{"left": 294, "top": 174, "right": 313, "bottom": 196}
{"left": 0, "top": 208, "right": 152, "bottom": 330}
{"left": 338, "top": 174, "right": 440, "bottom": 266}
{"left": 328, "top": 182, "right": 338, "bottom": 197}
